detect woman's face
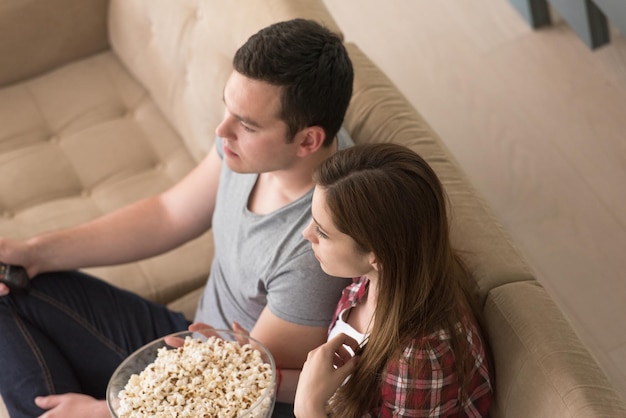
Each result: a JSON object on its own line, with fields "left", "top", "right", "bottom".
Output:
{"left": 303, "top": 186, "right": 376, "bottom": 278}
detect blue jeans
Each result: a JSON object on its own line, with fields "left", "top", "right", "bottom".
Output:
{"left": 0, "top": 271, "right": 189, "bottom": 418}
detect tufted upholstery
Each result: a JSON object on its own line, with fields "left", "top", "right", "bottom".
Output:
{"left": 1, "top": 0, "right": 625, "bottom": 417}
{"left": 0, "top": 50, "right": 213, "bottom": 305}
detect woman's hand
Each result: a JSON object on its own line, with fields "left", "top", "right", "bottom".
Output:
{"left": 294, "top": 333, "right": 360, "bottom": 417}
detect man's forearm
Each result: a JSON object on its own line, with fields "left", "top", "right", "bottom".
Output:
{"left": 27, "top": 195, "right": 196, "bottom": 273}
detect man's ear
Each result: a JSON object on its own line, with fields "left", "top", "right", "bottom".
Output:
{"left": 295, "top": 126, "right": 326, "bottom": 157}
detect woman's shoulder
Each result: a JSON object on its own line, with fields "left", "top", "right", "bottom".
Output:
{"left": 397, "top": 315, "right": 488, "bottom": 367}
{"left": 380, "top": 317, "right": 493, "bottom": 416}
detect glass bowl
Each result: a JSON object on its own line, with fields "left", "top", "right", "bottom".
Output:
{"left": 106, "top": 330, "right": 276, "bottom": 417}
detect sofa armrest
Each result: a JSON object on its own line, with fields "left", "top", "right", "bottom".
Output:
{"left": 485, "top": 281, "right": 626, "bottom": 417}
{"left": 0, "top": 0, "right": 109, "bottom": 87}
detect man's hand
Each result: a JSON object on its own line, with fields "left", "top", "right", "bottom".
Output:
{"left": 0, "top": 237, "right": 36, "bottom": 296}
{"left": 163, "top": 322, "right": 225, "bottom": 347}
{"left": 187, "top": 321, "right": 255, "bottom": 347}
{"left": 35, "top": 393, "right": 109, "bottom": 418}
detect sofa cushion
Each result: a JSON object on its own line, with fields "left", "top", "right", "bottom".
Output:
{"left": 0, "top": 51, "right": 213, "bottom": 305}
{"left": 166, "top": 285, "right": 205, "bottom": 322}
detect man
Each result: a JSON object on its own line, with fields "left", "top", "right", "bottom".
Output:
{"left": 0, "top": 19, "right": 353, "bottom": 417}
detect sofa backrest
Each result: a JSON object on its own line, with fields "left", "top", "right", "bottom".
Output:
{"left": 107, "top": 0, "right": 343, "bottom": 163}
{"left": 0, "top": 0, "right": 109, "bottom": 87}
{"left": 343, "top": 42, "right": 534, "bottom": 303}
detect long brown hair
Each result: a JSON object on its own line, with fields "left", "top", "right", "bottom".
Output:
{"left": 314, "top": 143, "right": 483, "bottom": 416}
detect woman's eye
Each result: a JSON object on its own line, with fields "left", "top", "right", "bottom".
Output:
{"left": 315, "top": 226, "right": 328, "bottom": 239}
{"left": 242, "top": 123, "right": 255, "bottom": 133}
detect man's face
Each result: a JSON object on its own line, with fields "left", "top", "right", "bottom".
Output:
{"left": 216, "top": 71, "right": 300, "bottom": 174}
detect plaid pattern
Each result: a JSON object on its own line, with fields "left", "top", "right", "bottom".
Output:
{"left": 329, "top": 276, "right": 368, "bottom": 331}
{"left": 330, "top": 276, "right": 493, "bottom": 417}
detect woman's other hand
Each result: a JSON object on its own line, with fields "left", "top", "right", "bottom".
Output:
{"left": 294, "top": 333, "right": 360, "bottom": 417}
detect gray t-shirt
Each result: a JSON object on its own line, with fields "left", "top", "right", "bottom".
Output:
{"left": 195, "top": 129, "right": 353, "bottom": 331}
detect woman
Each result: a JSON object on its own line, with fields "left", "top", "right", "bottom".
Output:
{"left": 294, "top": 143, "right": 493, "bottom": 417}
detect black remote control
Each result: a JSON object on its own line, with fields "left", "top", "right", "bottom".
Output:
{"left": 0, "top": 263, "right": 30, "bottom": 291}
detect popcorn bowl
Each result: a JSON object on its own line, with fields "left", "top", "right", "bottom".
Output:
{"left": 107, "top": 330, "right": 276, "bottom": 418}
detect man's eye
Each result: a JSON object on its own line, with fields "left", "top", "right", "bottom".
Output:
{"left": 242, "top": 123, "right": 255, "bottom": 133}
{"left": 315, "top": 226, "right": 328, "bottom": 239}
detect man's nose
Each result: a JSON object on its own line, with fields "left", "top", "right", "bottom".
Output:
{"left": 215, "top": 113, "right": 235, "bottom": 139}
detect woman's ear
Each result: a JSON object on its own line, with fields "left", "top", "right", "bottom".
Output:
{"left": 296, "top": 126, "right": 326, "bottom": 157}
{"left": 369, "top": 252, "right": 379, "bottom": 271}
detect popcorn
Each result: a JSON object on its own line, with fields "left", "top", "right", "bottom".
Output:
{"left": 116, "top": 336, "right": 274, "bottom": 417}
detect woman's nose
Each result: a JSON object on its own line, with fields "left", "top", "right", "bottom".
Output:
{"left": 302, "top": 221, "right": 316, "bottom": 243}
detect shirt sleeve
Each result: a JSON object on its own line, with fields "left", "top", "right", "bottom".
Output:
{"left": 266, "top": 249, "right": 351, "bottom": 327}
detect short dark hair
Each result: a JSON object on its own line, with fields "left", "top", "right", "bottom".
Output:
{"left": 233, "top": 19, "right": 353, "bottom": 146}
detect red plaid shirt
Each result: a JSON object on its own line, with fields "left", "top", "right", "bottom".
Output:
{"left": 330, "top": 276, "right": 493, "bottom": 417}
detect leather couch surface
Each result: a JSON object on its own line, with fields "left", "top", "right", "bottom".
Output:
{"left": 0, "top": 0, "right": 625, "bottom": 417}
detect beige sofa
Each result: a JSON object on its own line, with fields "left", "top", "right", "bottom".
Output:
{"left": 1, "top": 0, "right": 625, "bottom": 416}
